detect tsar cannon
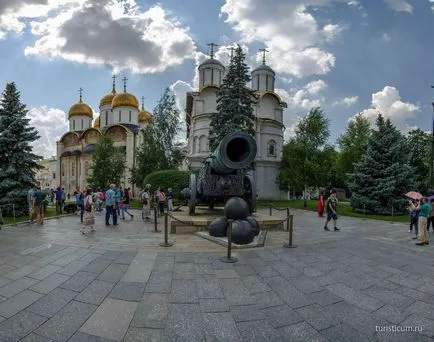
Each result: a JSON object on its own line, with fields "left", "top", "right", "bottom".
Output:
{"left": 182, "top": 131, "right": 257, "bottom": 215}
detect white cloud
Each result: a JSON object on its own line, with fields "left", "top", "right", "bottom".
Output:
{"left": 347, "top": 0, "right": 368, "bottom": 17}
{"left": 382, "top": 33, "right": 391, "bottom": 43}
{"left": 2, "top": 0, "right": 196, "bottom": 74}
{"left": 333, "top": 95, "right": 359, "bottom": 107}
{"left": 220, "top": 0, "right": 347, "bottom": 77}
{"left": 383, "top": 0, "right": 413, "bottom": 13}
{"left": 27, "top": 106, "right": 69, "bottom": 158}
{"left": 430, "top": 0, "right": 434, "bottom": 12}
{"left": 357, "top": 86, "right": 419, "bottom": 131}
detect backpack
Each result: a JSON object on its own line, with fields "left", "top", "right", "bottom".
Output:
{"left": 158, "top": 192, "right": 166, "bottom": 202}
{"left": 141, "top": 191, "right": 148, "bottom": 205}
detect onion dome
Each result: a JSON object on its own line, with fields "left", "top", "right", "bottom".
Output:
{"left": 252, "top": 64, "right": 275, "bottom": 74}
{"left": 99, "top": 75, "right": 117, "bottom": 108}
{"left": 111, "top": 76, "right": 139, "bottom": 110}
{"left": 68, "top": 88, "right": 93, "bottom": 119}
{"left": 138, "top": 97, "right": 152, "bottom": 124}
{"left": 93, "top": 116, "right": 100, "bottom": 128}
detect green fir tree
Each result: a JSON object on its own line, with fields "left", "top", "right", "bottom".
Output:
{"left": 208, "top": 45, "right": 257, "bottom": 150}
{"left": 0, "top": 82, "right": 42, "bottom": 215}
{"left": 348, "top": 114, "right": 413, "bottom": 214}
{"left": 87, "top": 134, "right": 125, "bottom": 190}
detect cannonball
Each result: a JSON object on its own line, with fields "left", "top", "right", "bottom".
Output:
{"left": 224, "top": 197, "right": 249, "bottom": 220}
{"left": 231, "top": 219, "right": 255, "bottom": 245}
{"left": 209, "top": 217, "right": 228, "bottom": 237}
{"left": 245, "top": 216, "right": 260, "bottom": 236}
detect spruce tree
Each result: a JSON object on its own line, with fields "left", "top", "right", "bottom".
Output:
{"left": 208, "top": 45, "right": 257, "bottom": 150}
{"left": 348, "top": 114, "right": 413, "bottom": 214}
{"left": 87, "top": 134, "right": 125, "bottom": 190}
{"left": 0, "top": 82, "right": 42, "bottom": 216}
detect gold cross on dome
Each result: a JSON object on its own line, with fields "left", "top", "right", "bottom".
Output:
{"left": 123, "top": 76, "right": 128, "bottom": 92}
{"left": 207, "top": 43, "right": 218, "bottom": 59}
{"left": 79, "top": 87, "right": 83, "bottom": 102}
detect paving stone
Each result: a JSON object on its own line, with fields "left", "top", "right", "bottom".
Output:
{"left": 197, "top": 277, "right": 224, "bottom": 299}
{"left": 374, "top": 304, "right": 411, "bottom": 324}
{"left": 130, "top": 293, "right": 169, "bottom": 329}
{"left": 218, "top": 278, "right": 254, "bottom": 306}
{"left": 279, "top": 321, "right": 329, "bottom": 342}
{"left": 195, "top": 264, "right": 215, "bottom": 275}
{"left": 27, "top": 287, "right": 77, "bottom": 317}
{"left": 302, "top": 267, "right": 324, "bottom": 277}
{"left": 29, "top": 273, "right": 70, "bottom": 295}
{"left": 215, "top": 269, "right": 239, "bottom": 279}
{"left": 173, "top": 263, "right": 196, "bottom": 279}
{"left": 0, "top": 277, "right": 38, "bottom": 298}
{"left": 164, "top": 303, "right": 205, "bottom": 341}
{"left": 397, "top": 286, "right": 432, "bottom": 302}
{"left": 113, "top": 251, "right": 137, "bottom": 265}
{"left": 51, "top": 249, "right": 90, "bottom": 267}
{"left": 60, "top": 271, "right": 97, "bottom": 292}
{"left": 123, "top": 327, "right": 163, "bottom": 342}
{"left": 321, "top": 322, "right": 377, "bottom": 342}
{"left": 387, "top": 275, "right": 426, "bottom": 289}
{"left": 82, "top": 258, "right": 112, "bottom": 274}
{"left": 30, "top": 247, "right": 78, "bottom": 267}
{"left": 326, "top": 283, "right": 383, "bottom": 311}
{"left": 3, "top": 265, "right": 39, "bottom": 280}
{"left": 400, "top": 314, "right": 434, "bottom": 337}
{"left": 309, "top": 289, "right": 343, "bottom": 306}
{"left": 0, "top": 290, "right": 43, "bottom": 318}
{"left": 363, "top": 286, "right": 416, "bottom": 309}
{"left": 27, "top": 265, "right": 62, "bottom": 281}
{"left": 145, "top": 270, "right": 172, "bottom": 293}
{"left": 230, "top": 304, "right": 265, "bottom": 322}
{"left": 233, "top": 265, "right": 256, "bottom": 277}
{"left": 290, "top": 275, "right": 324, "bottom": 293}
{"left": 108, "top": 281, "right": 146, "bottom": 301}
{"left": 0, "top": 310, "right": 47, "bottom": 341}
{"left": 252, "top": 265, "right": 280, "bottom": 278}
{"left": 377, "top": 330, "right": 433, "bottom": 342}
{"left": 56, "top": 260, "right": 91, "bottom": 276}
{"left": 263, "top": 304, "right": 304, "bottom": 328}
{"left": 237, "top": 320, "right": 283, "bottom": 342}
{"left": 199, "top": 298, "right": 229, "bottom": 313}
{"left": 241, "top": 275, "right": 271, "bottom": 293}
{"left": 202, "top": 312, "right": 242, "bottom": 341}
{"left": 97, "top": 264, "right": 128, "bottom": 283}
{"left": 79, "top": 298, "right": 137, "bottom": 341}
{"left": 171, "top": 279, "right": 199, "bottom": 304}
{"left": 34, "top": 300, "right": 97, "bottom": 342}
{"left": 68, "top": 331, "right": 115, "bottom": 342}
{"left": 100, "top": 251, "right": 121, "bottom": 260}
{"left": 0, "top": 276, "right": 12, "bottom": 288}
{"left": 120, "top": 252, "right": 156, "bottom": 283}
{"left": 266, "top": 276, "right": 313, "bottom": 309}
{"left": 20, "top": 332, "right": 55, "bottom": 342}
{"left": 0, "top": 265, "right": 16, "bottom": 276}
{"left": 75, "top": 280, "right": 115, "bottom": 306}
{"left": 152, "top": 256, "right": 175, "bottom": 271}
{"left": 271, "top": 262, "right": 303, "bottom": 279}
{"left": 252, "top": 291, "right": 285, "bottom": 309}
{"left": 296, "top": 304, "right": 340, "bottom": 330}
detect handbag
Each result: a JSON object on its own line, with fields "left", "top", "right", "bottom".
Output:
{"left": 84, "top": 197, "right": 92, "bottom": 212}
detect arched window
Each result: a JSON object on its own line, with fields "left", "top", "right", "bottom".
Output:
{"left": 129, "top": 110, "right": 131, "bottom": 122}
{"left": 105, "top": 111, "right": 108, "bottom": 126}
{"left": 71, "top": 163, "right": 75, "bottom": 177}
{"left": 119, "top": 110, "right": 121, "bottom": 122}
{"left": 85, "top": 161, "right": 89, "bottom": 176}
{"left": 268, "top": 140, "right": 277, "bottom": 157}
{"left": 193, "top": 137, "right": 198, "bottom": 153}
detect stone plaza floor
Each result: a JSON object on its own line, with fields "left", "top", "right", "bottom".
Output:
{"left": 0, "top": 208, "right": 433, "bottom": 341}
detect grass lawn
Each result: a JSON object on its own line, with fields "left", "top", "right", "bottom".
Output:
{"left": 2, "top": 206, "right": 65, "bottom": 225}
{"left": 257, "top": 200, "right": 409, "bottom": 223}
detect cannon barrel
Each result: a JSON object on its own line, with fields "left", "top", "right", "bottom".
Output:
{"left": 209, "top": 132, "right": 257, "bottom": 174}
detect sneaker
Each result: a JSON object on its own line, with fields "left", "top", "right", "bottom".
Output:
{"left": 415, "top": 242, "right": 425, "bottom": 246}
{"left": 408, "top": 229, "right": 412, "bottom": 233}
{"left": 334, "top": 227, "right": 340, "bottom": 231}
{"left": 425, "top": 241, "right": 430, "bottom": 245}
{"left": 324, "top": 227, "right": 330, "bottom": 231}
{"left": 131, "top": 215, "right": 134, "bottom": 220}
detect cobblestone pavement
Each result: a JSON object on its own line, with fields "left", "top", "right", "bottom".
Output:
{"left": 0, "top": 208, "right": 433, "bottom": 341}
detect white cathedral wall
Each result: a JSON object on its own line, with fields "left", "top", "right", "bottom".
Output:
{"left": 100, "top": 105, "right": 113, "bottom": 128}
{"left": 69, "top": 116, "right": 92, "bottom": 131}
{"left": 257, "top": 96, "right": 280, "bottom": 121}
{"left": 113, "top": 107, "right": 139, "bottom": 125}
{"left": 255, "top": 162, "right": 283, "bottom": 199}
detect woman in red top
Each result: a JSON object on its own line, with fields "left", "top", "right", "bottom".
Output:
{"left": 317, "top": 192, "right": 325, "bottom": 217}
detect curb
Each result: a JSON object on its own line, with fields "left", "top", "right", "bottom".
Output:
{"left": 1, "top": 214, "right": 73, "bottom": 228}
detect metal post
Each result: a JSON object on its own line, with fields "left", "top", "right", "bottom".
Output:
{"left": 269, "top": 203, "right": 272, "bottom": 216}
{"left": 363, "top": 204, "right": 366, "bottom": 216}
{"left": 153, "top": 206, "right": 160, "bottom": 233}
{"left": 220, "top": 219, "right": 237, "bottom": 263}
{"left": 391, "top": 205, "right": 394, "bottom": 217}
{"left": 160, "top": 212, "right": 173, "bottom": 247}
{"left": 283, "top": 211, "right": 297, "bottom": 248}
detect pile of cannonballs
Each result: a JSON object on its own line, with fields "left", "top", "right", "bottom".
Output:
{"left": 209, "top": 197, "right": 260, "bottom": 245}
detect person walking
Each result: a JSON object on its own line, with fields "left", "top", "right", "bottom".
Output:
{"left": 121, "top": 187, "right": 134, "bottom": 220}
{"left": 105, "top": 184, "right": 118, "bottom": 226}
{"left": 27, "top": 186, "right": 36, "bottom": 223}
{"left": 416, "top": 198, "right": 430, "bottom": 246}
{"left": 408, "top": 199, "right": 420, "bottom": 239}
{"left": 158, "top": 188, "right": 166, "bottom": 216}
{"left": 140, "top": 185, "right": 151, "bottom": 220}
{"left": 55, "top": 186, "right": 63, "bottom": 214}
{"left": 324, "top": 190, "right": 340, "bottom": 231}
{"left": 81, "top": 188, "right": 96, "bottom": 234}
{"left": 32, "top": 187, "right": 46, "bottom": 225}
{"left": 427, "top": 199, "right": 434, "bottom": 233}
{"left": 167, "top": 188, "right": 174, "bottom": 211}
{"left": 317, "top": 192, "right": 324, "bottom": 217}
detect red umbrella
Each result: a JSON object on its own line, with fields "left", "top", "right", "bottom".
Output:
{"left": 406, "top": 191, "right": 423, "bottom": 200}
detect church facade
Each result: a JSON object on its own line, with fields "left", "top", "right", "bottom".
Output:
{"left": 185, "top": 52, "right": 286, "bottom": 199}
{"left": 56, "top": 77, "right": 152, "bottom": 195}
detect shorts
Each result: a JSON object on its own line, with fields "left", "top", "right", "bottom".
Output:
{"left": 33, "top": 205, "right": 43, "bottom": 216}
{"left": 327, "top": 212, "right": 337, "bottom": 221}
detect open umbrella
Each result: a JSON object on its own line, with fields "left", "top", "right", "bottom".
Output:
{"left": 406, "top": 191, "right": 423, "bottom": 200}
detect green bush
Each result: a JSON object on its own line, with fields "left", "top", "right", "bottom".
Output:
{"left": 143, "top": 170, "right": 191, "bottom": 199}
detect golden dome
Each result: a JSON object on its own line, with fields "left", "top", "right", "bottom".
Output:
{"left": 68, "top": 101, "right": 93, "bottom": 119}
{"left": 100, "top": 92, "right": 116, "bottom": 108}
{"left": 138, "top": 110, "right": 152, "bottom": 124}
{"left": 111, "top": 92, "right": 139, "bottom": 110}
{"left": 93, "top": 116, "right": 100, "bottom": 128}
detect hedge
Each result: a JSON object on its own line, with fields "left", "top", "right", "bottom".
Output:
{"left": 143, "top": 170, "right": 192, "bottom": 199}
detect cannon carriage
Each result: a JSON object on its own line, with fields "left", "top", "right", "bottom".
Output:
{"left": 182, "top": 132, "right": 257, "bottom": 215}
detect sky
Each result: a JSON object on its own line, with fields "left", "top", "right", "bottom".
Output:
{"left": 0, "top": 0, "right": 433, "bottom": 158}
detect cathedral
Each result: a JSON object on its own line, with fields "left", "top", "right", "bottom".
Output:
{"left": 185, "top": 48, "right": 286, "bottom": 199}
{"left": 56, "top": 77, "right": 152, "bottom": 195}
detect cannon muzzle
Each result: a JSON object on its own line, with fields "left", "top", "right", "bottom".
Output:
{"left": 209, "top": 132, "right": 257, "bottom": 174}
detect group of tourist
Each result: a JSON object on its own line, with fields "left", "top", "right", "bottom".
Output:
{"left": 27, "top": 186, "right": 48, "bottom": 225}
{"left": 408, "top": 197, "right": 433, "bottom": 246}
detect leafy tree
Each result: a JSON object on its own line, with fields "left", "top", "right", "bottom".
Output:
{"left": 348, "top": 114, "right": 413, "bottom": 214}
{"left": 336, "top": 113, "right": 371, "bottom": 185}
{"left": 131, "top": 126, "right": 168, "bottom": 187}
{"left": 153, "top": 87, "right": 181, "bottom": 168}
{"left": 87, "top": 134, "right": 125, "bottom": 190}
{"left": 406, "top": 129, "right": 431, "bottom": 192}
{"left": 208, "top": 45, "right": 257, "bottom": 150}
{"left": 0, "top": 82, "right": 42, "bottom": 215}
